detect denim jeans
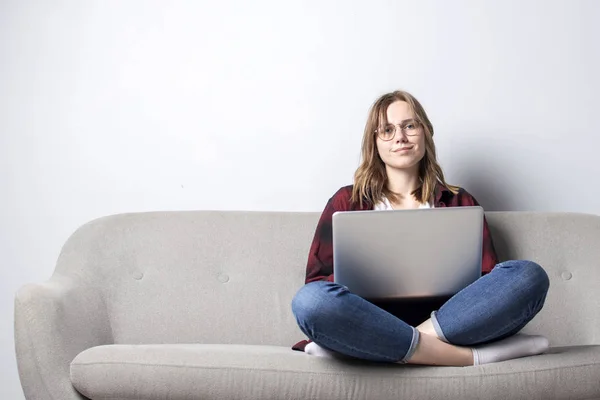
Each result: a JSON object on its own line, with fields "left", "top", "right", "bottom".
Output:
{"left": 291, "top": 260, "right": 549, "bottom": 363}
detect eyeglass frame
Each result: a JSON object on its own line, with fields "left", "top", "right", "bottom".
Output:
{"left": 374, "top": 119, "right": 422, "bottom": 141}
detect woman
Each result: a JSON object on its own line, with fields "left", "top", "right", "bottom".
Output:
{"left": 291, "top": 90, "right": 550, "bottom": 366}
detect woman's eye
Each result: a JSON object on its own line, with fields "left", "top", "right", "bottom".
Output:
{"left": 405, "top": 123, "right": 415, "bottom": 130}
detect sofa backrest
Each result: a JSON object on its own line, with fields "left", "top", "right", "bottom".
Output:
{"left": 53, "top": 211, "right": 600, "bottom": 347}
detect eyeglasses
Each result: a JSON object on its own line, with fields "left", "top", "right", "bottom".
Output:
{"left": 375, "top": 120, "right": 422, "bottom": 141}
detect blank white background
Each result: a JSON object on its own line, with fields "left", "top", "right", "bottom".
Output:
{"left": 1, "top": 0, "right": 599, "bottom": 398}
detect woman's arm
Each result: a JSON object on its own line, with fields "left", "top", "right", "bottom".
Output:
{"left": 305, "top": 187, "right": 353, "bottom": 283}
{"left": 481, "top": 214, "right": 500, "bottom": 274}
{"left": 305, "top": 197, "right": 337, "bottom": 283}
{"left": 459, "top": 189, "right": 500, "bottom": 274}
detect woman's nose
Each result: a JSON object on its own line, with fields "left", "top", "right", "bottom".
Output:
{"left": 396, "top": 131, "right": 409, "bottom": 142}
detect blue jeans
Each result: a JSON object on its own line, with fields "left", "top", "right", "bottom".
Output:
{"left": 291, "top": 260, "right": 549, "bottom": 363}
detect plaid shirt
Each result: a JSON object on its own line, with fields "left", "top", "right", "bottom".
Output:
{"left": 305, "top": 184, "right": 499, "bottom": 283}
{"left": 292, "top": 184, "right": 499, "bottom": 351}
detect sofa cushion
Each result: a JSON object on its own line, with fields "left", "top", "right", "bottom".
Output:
{"left": 70, "top": 344, "right": 600, "bottom": 400}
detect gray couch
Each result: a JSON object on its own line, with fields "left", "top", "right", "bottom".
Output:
{"left": 14, "top": 210, "right": 600, "bottom": 399}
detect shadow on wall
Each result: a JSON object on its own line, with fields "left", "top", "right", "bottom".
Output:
{"left": 458, "top": 159, "right": 521, "bottom": 262}
{"left": 462, "top": 174, "right": 512, "bottom": 211}
{"left": 457, "top": 158, "right": 516, "bottom": 212}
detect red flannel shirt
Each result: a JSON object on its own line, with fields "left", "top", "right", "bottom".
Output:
{"left": 292, "top": 183, "right": 499, "bottom": 351}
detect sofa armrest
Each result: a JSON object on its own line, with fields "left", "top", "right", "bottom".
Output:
{"left": 15, "top": 275, "right": 113, "bottom": 400}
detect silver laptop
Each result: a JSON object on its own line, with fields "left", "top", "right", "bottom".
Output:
{"left": 332, "top": 206, "right": 483, "bottom": 300}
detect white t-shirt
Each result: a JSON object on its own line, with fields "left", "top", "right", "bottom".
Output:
{"left": 373, "top": 196, "right": 434, "bottom": 211}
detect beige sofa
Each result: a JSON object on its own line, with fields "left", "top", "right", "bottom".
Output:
{"left": 14, "top": 210, "right": 600, "bottom": 399}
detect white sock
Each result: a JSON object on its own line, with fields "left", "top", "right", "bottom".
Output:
{"left": 304, "top": 342, "right": 339, "bottom": 358}
{"left": 472, "top": 334, "right": 550, "bottom": 365}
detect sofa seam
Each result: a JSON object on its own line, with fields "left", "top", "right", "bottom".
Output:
{"left": 71, "top": 359, "right": 600, "bottom": 380}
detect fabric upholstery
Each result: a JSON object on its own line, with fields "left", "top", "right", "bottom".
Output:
{"left": 70, "top": 344, "right": 600, "bottom": 400}
{"left": 15, "top": 211, "right": 600, "bottom": 399}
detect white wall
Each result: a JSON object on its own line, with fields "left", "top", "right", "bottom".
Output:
{"left": 2, "top": 0, "right": 599, "bottom": 398}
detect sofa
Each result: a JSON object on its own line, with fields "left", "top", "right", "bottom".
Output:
{"left": 14, "top": 210, "right": 600, "bottom": 399}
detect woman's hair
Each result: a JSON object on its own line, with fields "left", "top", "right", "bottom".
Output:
{"left": 351, "top": 90, "right": 459, "bottom": 207}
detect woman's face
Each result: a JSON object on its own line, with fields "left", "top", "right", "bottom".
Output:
{"left": 375, "top": 101, "right": 426, "bottom": 172}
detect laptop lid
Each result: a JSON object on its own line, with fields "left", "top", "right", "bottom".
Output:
{"left": 332, "top": 206, "right": 483, "bottom": 301}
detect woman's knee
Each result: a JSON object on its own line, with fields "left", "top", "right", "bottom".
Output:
{"left": 291, "top": 281, "right": 347, "bottom": 324}
{"left": 499, "top": 260, "right": 550, "bottom": 295}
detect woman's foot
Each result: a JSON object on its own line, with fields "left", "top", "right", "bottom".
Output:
{"left": 417, "top": 318, "right": 550, "bottom": 365}
{"left": 305, "top": 341, "right": 337, "bottom": 357}
{"left": 472, "top": 334, "right": 550, "bottom": 365}
{"left": 304, "top": 331, "right": 550, "bottom": 366}
{"left": 304, "top": 342, "right": 350, "bottom": 359}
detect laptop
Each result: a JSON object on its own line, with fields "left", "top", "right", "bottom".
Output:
{"left": 332, "top": 206, "right": 483, "bottom": 301}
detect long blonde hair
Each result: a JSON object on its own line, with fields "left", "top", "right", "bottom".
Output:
{"left": 351, "top": 90, "right": 459, "bottom": 207}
